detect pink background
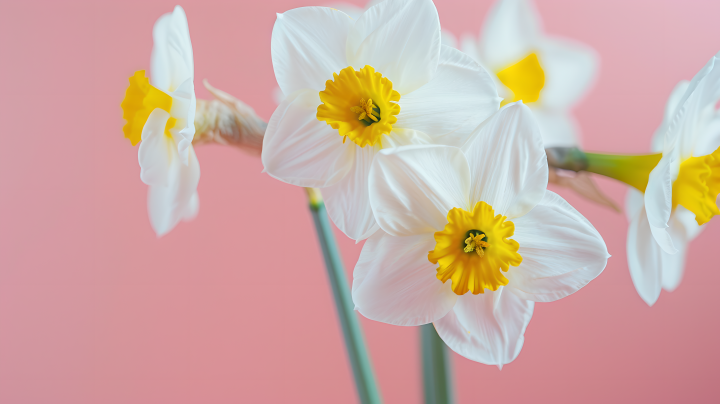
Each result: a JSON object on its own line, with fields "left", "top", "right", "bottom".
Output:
{"left": 1, "top": 0, "right": 719, "bottom": 402}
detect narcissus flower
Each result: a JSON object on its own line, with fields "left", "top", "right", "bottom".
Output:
{"left": 262, "top": 0, "right": 500, "bottom": 241}
{"left": 620, "top": 52, "right": 720, "bottom": 306}
{"left": 460, "top": 0, "right": 598, "bottom": 147}
{"left": 121, "top": 6, "right": 199, "bottom": 236}
{"left": 353, "top": 103, "right": 609, "bottom": 366}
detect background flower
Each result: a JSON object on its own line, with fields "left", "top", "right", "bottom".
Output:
{"left": 460, "top": 0, "right": 598, "bottom": 148}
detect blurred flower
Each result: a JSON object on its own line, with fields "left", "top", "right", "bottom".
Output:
{"left": 461, "top": 0, "right": 598, "bottom": 148}
{"left": 121, "top": 6, "right": 199, "bottom": 236}
{"left": 353, "top": 103, "right": 608, "bottom": 367}
{"left": 263, "top": 0, "right": 500, "bottom": 241}
{"left": 623, "top": 52, "right": 720, "bottom": 306}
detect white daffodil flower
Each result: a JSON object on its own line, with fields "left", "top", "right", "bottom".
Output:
{"left": 460, "top": 0, "right": 598, "bottom": 147}
{"left": 271, "top": 0, "right": 459, "bottom": 105}
{"left": 263, "top": 0, "right": 500, "bottom": 241}
{"left": 353, "top": 102, "right": 609, "bottom": 366}
{"left": 624, "top": 51, "right": 720, "bottom": 306}
{"left": 121, "top": 6, "right": 200, "bottom": 237}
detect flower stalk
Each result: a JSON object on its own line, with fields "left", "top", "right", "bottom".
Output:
{"left": 305, "top": 187, "right": 382, "bottom": 404}
{"left": 421, "top": 324, "right": 454, "bottom": 404}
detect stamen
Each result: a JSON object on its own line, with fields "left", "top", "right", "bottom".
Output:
{"left": 351, "top": 98, "right": 380, "bottom": 122}
{"left": 463, "top": 232, "right": 489, "bottom": 257}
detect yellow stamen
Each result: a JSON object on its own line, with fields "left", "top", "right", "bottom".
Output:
{"left": 463, "top": 232, "right": 490, "bottom": 258}
{"left": 496, "top": 53, "right": 545, "bottom": 105}
{"left": 317, "top": 65, "right": 401, "bottom": 148}
{"left": 428, "top": 202, "right": 522, "bottom": 295}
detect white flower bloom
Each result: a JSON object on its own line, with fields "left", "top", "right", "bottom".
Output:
{"left": 353, "top": 102, "right": 609, "bottom": 366}
{"left": 263, "top": 0, "right": 500, "bottom": 241}
{"left": 272, "top": 0, "right": 458, "bottom": 104}
{"left": 121, "top": 6, "right": 200, "bottom": 237}
{"left": 460, "top": 0, "right": 598, "bottom": 147}
{"left": 625, "top": 51, "right": 720, "bottom": 306}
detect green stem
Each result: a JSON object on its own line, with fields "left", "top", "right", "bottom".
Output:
{"left": 421, "top": 324, "right": 453, "bottom": 404}
{"left": 305, "top": 188, "right": 382, "bottom": 404}
{"left": 585, "top": 152, "right": 662, "bottom": 192}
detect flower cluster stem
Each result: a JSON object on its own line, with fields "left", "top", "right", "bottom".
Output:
{"left": 305, "top": 187, "right": 382, "bottom": 404}
{"left": 421, "top": 324, "right": 454, "bottom": 404}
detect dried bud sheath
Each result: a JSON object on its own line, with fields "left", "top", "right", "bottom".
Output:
{"left": 193, "top": 80, "right": 266, "bottom": 156}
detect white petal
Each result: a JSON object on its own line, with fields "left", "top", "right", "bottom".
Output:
{"left": 535, "top": 37, "right": 599, "bottom": 110}
{"left": 440, "top": 30, "right": 458, "bottom": 49}
{"left": 478, "top": 0, "right": 540, "bottom": 70}
{"left": 381, "top": 128, "right": 433, "bottom": 149}
{"left": 625, "top": 187, "right": 645, "bottom": 223}
{"left": 147, "top": 143, "right": 201, "bottom": 237}
{"left": 395, "top": 46, "right": 501, "bottom": 147}
{"left": 626, "top": 205, "right": 663, "bottom": 306}
{"left": 644, "top": 155, "right": 677, "bottom": 254}
{"left": 651, "top": 81, "right": 690, "bottom": 153}
{"left": 532, "top": 108, "right": 580, "bottom": 148}
{"left": 324, "top": 144, "right": 380, "bottom": 241}
{"left": 459, "top": 35, "right": 481, "bottom": 63}
{"left": 506, "top": 191, "right": 609, "bottom": 302}
{"left": 462, "top": 102, "right": 548, "bottom": 219}
{"left": 352, "top": 231, "right": 457, "bottom": 325}
{"left": 151, "top": 6, "right": 194, "bottom": 93}
{"left": 347, "top": 0, "right": 441, "bottom": 95}
{"left": 138, "top": 109, "right": 173, "bottom": 187}
{"left": 271, "top": 7, "right": 352, "bottom": 94}
{"left": 662, "top": 207, "right": 701, "bottom": 291}
{"left": 262, "top": 90, "right": 355, "bottom": 188}
{"left": 369, "top": 145, "right": 471, "bottom": 237}
{"left": 435, "top": 287, "right": 534, "bottom": 367}
{"left": 169, "top": 78, "right": 196, "bottom": 165}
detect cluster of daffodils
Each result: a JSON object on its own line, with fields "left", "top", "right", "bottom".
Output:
{"left": 262, "top": 0, "right": 609, "bottom": 366}
{"left": 121, "top": 6, "right": 199, "bottom": 237}
{"left": 120, "top": 0, "right": 719, "bottom": 369}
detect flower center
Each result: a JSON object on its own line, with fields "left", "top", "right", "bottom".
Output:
{"left": 121, "top": 70, "right": 174, "bottom": 145}
{"left": 496, "top": 53, "right": 545, "bottom": 106}
{"left": 463, "top": 231, "right": 489, "bottom": 257}
{"left": 316, "top": 65, "right": 401, "bottom": 148}
{"left": 672, "top": 146, "right": 720, "bottom": 225}
{"left": 428, "top": 202, "right": 523, "bottom": 295}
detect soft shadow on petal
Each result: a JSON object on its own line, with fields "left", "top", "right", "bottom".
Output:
{"left": 479, "top": 0, "right": 540, "bottom": 70}
{"left": 262, "top": 89, "right": 354, "bottom": 188}
{"left": 396, "top": 46, "right": 500, "bottom": 147}
{"left": 347, "top": 0, "right": 441, "bottom": 95}
{"left": 369, "top": 145, "right": 471, "bottom": 237}
{"left": 536, "top": 37, "right": 598, "bottom": 110}
{"left": 353, "top": 231, "right": 457, "bottom": 326}
{"left": 625, "top": 188, "right": 645, "bottom": 223}
{"left": 324, "top": 144, "right": 380, "bottom": 241}
{"left": 139, "top": 109, "right": 173, "bottom": 187}
{"left": 147, "top": 143, "right": 201, "bottom": 237}
{"left": 462, "top": 102, "right": 547, "bottom": 219}
{"left": 506, "top": 191, "right": 609, "bottom": 302}
{"left": 435, "top": 287, "right": 534, "bottom": 367}
{"left": 532, "top": 109, "right": 580, "bottom": 148}
{"left": 151, "top": 5, "right": 194, "bottom": 93}
{"left": 627, "top": 205, "right": 663, "bottom": 306}
{"left": 271, "top": 7, "right": 352, "bottom": 94}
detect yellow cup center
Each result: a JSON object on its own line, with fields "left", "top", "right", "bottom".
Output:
{"left": 673, "top": 146, "right": 720, "bottom": 225}
{"left": 316, "top": 65, "right": 401, "bottom": 148}
{"left": 428, "top": 201, "right": 523, "bottom": 295}
{"left": 496, "top": 53, "right": 545, "bottom": 106}
{"left": 121, "top": 70, "right": 174, "bottom": 145}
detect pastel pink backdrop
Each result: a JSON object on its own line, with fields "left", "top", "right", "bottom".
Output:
{"left": 1, "top": 0, "right": 718, "bottom": 402}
